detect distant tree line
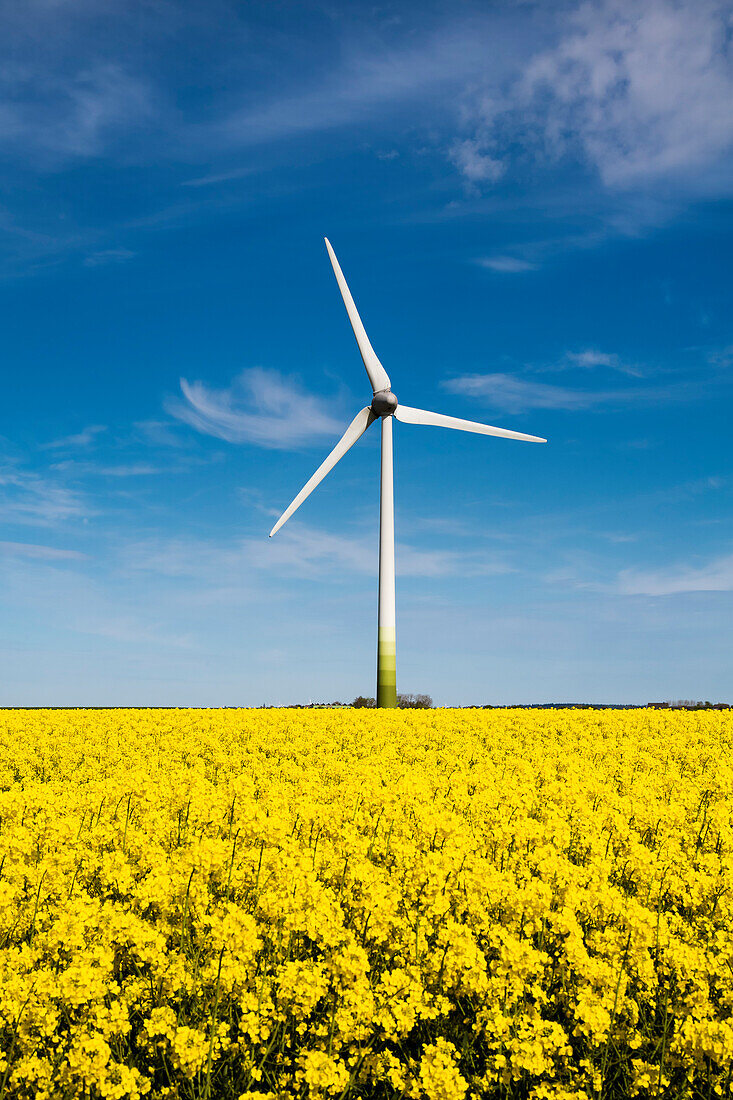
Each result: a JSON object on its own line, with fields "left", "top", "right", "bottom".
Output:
{"left": 352, "top": 693, "right": 433, "bottom": 709}
{"left": 653, "top": 700, "right": 730, "bottom": 710}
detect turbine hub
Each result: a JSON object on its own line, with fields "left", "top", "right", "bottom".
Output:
{"left": 371, "top": 390, "right": 398, "bottom": 417}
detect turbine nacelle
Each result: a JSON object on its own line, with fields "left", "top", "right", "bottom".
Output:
{"left": 371, "top": 389, "right": 398, "bottom": 417}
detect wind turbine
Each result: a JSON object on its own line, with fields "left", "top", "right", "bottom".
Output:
{"left": 269, "top": 239, "right": 547, "bottom": 708}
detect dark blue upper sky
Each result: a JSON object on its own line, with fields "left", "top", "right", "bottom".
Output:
{"left": 1, "top": 0, "right": 732, "bottom": 704}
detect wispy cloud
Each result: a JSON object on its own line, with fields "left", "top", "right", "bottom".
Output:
{"left": 0, "top": 61, "right": 153, "bottom": 165}
{"left": 0, "top": 540, "right": 86, "bottom": 561}
{"left": 443, "top": 372, "right": 627, "bottom": 413}
{"left": 549, "top": 350, "right": 644, "bottom": 377}
{"left": 83, "top": 248, "right": 136, "bottom": 267}
{"left": 41, "top": 424, "right": 107, "bottom": 450}
{"left": 567, "top": 350, "right": 621, "bottom": 369}
{"left": 133, "top": 420, "right": 189, "bottom": 448}
{"left": 253, "top": 525, "right": 509, "bottom": 580}
{"left": 121, "top": 524, "right": 511, "bottom": 584}
{"left": 167, "top": 368, "right": 345, "bottom": 449}
{"left": 450, "top": 139, "right": 504, "bottom": 186}
{"left": 708, "top": 344, "right": 733, "bottom": 368}
{"left": 219, "top": 23, "right": 496, "bottom": 149}
{"left": 618, "top": 551, "right": 733, "bottom": 596}
{"left": 648, "top": 475, "right": 726, "bottom": 505}
{"left": 49, "top": 460, "right": 164, "bottom": 477}
{"left": 0, "top": 464, "right": 89, "bottom": 525}
{"left": 181, "top": 166, "right": 256, "bottom": 189}
{"left": 477, "top": 255, "right": 538, "bottom": 273}
{"left": 452, "top": 0, "right": 733, "bottom": 193}
{"left": 442, "top": 368, "right": 706, "bottom": 413}
{"left": 597, "top": 531, "right": 638, "bottom": 544}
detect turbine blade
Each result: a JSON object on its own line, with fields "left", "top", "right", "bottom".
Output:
{"left": 324, "top": 238, "right": 391, "bottom": 394}
{"left": 394, "top": 404, "right": 546, "bottom": 443}
{"left": 269, "top": 406, "right": 377, "bottom": 537}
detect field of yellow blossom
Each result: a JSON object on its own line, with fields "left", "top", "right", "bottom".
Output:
{"left": 0, "top": 707, "right": 731, "bottom": 1100}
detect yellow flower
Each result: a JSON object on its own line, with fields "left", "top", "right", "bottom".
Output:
{"left": 417, "top": 1038, "right": 467, "bottom": 1100}
{"left": 298, "top": 1050, "right": 350, "bottom": 1094}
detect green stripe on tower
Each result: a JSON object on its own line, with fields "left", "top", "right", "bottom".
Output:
{"left": 377, "top": 627, "right": 397, "bottom": 708}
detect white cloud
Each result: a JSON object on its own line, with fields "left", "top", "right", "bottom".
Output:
{"left": 168, "top": 368, "right": 345, "bottom": 449}
{"left": 566, "top": 350, "right": 618, "bottom": 369}
{"left": 84, "top": 248, "right": 136, "bottom": 266}
{"left": 42, "top": 424, "right": 107, "bottom": 449}
{"left": 0, "top": 464, "right": 89, "bottom": 525}
{"left": 0, "top": 62, "right": 153, "bottom": 164}
{"left": 443, "top": 372, "right": 621, "bottom": 412}
{"left": 454, "top": 0, "right": 733, "bottom": 191}
{"left": 649, "top": 474, "right": 726, "bottom": 504}
{"left": 450, "top": 139, "right": 504, "bottom": 185}
{"left": 133, "top": 420, "right": 188, "bottom": 448}
{"left": 708, "top": 344, "right": 733, "bottom": 368}
{"left": 50, "top": 460, "right": 162, "bottom": 477}
{"left": 442, "top": 367, "right": 702, "bottom": 412}
{"left": 221, "top": 24, "right": 497, "bottom": 148}
{"left": 477, "top": 256, "right": 538, "bottom": 273}
{"left": 619, "top": 552, "right": 733, "bottom": 595}
{"left": 181, "top": 166, "right": 256, "bottom": 188}
{"left": 96, "top": 463, "right": 160, "bottom": 477}
{"left": 0, "top": 540, "right": 85, "bottom": 561}
{"left": 255, "top": 525, "right": 508, "bottom": 579}
{"left": 122, "top": 525, "right": 511, "bottom": 584}
{"left": 554, "top": 349, "right": 644, "bottom": 376}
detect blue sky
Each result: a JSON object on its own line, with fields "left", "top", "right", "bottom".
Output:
{"left": 1, "top": 0, "right": 732, "bottom": 705}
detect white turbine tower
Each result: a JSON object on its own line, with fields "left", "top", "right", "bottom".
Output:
{"left": 270, "top": 239, "right": 547, "bottom": 708}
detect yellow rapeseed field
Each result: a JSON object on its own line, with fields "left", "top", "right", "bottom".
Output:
{"left": 0, "top": 708, "right": 731, "bottom": 1100}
